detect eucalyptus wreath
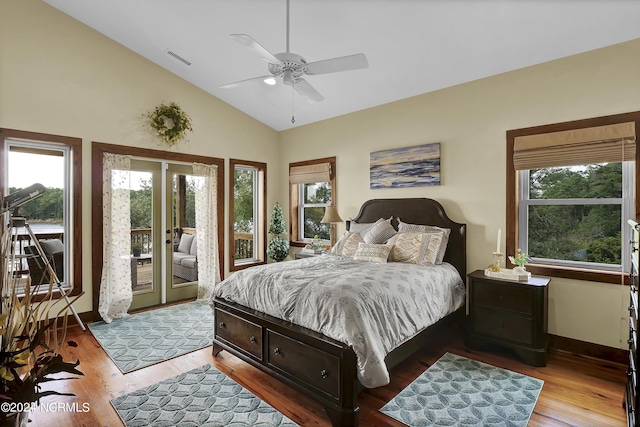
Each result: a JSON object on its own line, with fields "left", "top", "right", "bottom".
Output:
{"left": 147, "top": 102, "right": 193, "bottom": 146}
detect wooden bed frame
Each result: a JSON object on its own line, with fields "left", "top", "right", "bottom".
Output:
{"left": 212, "top": 198, "right": 466, "bottom": 426}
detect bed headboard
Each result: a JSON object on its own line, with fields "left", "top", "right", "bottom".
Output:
{"left": 347, "top": 198, "right": 466, "bottom": 278}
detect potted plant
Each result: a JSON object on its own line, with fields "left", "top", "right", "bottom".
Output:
{"left": 266, "top": 202, "right": 289, "bottom": 262}
{"left": 0, "top": 208, "right": 83, "bottom": 426}
{"left": 131, "top": 242, "right": 142, "bottom": 257}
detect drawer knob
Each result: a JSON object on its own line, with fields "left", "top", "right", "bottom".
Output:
{"left": 219, "top": 322, "right": 226, "bottom": 328}
{"left": 499, "top": 295, "right": 504, "bottom": 301}
{"left": 249, "top": 336, "right": 256, "bottom": 344}
{"left": 320, "top": 369, "right": 329, "bottom": 379}
{"left": 273, "top": 347, "right": 281, "bottom": 356}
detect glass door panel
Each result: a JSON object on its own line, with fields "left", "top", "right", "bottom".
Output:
{"left": 129, "top": 161, "right": 162, "bottom": 310}
{"left": 166, "top": 164, "right": 199, "bottom": 303}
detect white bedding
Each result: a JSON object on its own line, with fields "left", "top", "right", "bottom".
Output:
{"left": 210, "top": 254, "right": 465, "bottom": 388}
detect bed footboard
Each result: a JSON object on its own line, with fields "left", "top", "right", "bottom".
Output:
{"left": 212, "top": 298, "right": 360, "bottom": 427}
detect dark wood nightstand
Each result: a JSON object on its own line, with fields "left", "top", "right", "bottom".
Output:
{"left": 465, "top": 269, "right": 550, "bottom": 367}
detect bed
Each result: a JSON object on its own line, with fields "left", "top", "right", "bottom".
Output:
{"left": 210, "top": 198, "right": 466, "bottom": 426}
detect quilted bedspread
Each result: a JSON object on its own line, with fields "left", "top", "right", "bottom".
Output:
{"left": 210, "top": 254, "right": 465, "bottom": 388}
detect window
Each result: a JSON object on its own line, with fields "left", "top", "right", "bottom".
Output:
{"left": 289, "top": 157, "right": 336, "bottom": 246}
{"left": 507, "top": 113, "right": 640, "bottom": 283}
{"left": 1, "top": 128, "right": 82, "bottom": 297}
{"left": 229, "top": 159, "right": 266, "bottom": 271}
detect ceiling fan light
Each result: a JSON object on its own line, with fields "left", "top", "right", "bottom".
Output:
{"left": 263, "top": 77, "right": 276, "bottom": 85}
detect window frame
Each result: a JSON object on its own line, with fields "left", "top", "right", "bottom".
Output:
{"left": 518, "top": 163, "right": 632, "bottom": 273}
{"left": 289, "top": 157, "right": 337, "bottom": 248}
{"left": 506, "top": 112, "right": 640, "bottom": 284}
{"left": 297, "top": 182, "right": 332, "bottom": 244}
{"left": 0, "top": 128, "right": 82, "bottom": 299}
{"left": 229, "top": 158, "right": 266, "bottom": 271}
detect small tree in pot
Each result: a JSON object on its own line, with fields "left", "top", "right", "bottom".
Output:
{"left": 266, "top": 202, "right": 289, "bottom": 262}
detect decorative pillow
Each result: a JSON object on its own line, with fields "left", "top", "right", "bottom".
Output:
{"left": 177, "top": 233, "right": 195, "bottom": 254}
{"left": 354, "top": 243, "right": 391, "bottom": 263}
{"left": 40, "top": 239, "right": 64, "bottom": 256}
{"left": 330, "top": 231, "right": 365, "bottom": 257}
{"left": 388, "top": 231, "right": 444, "bottom": 265}
{"left": 348, "top": 217, "right": 392, "bottom": 234}
{"left": 361, "top": 218, "right": 397, "bottom": 244}
{"left": 190, "top": 235, "right": 198, "bottom": 256}
{"left": 397, "top": 218, "right": 450, "bottom": 264}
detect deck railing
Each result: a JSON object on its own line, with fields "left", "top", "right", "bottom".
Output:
{"left": 234, "top": 232, "right": 254, "bottom": 260}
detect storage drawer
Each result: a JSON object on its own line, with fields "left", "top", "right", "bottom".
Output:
{"left": 215, "top": 308, "right": 263, "bottom": 360}
{"left": 473, "top": 309, "right": 533, "bottom": 345}
{"left": 267, "top": 330, "right": 341, "bottom": 399}
{"left": 473, "top": 280, "right": 534, "bottom": 315}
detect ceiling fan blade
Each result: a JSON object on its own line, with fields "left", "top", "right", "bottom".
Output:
{"left": 293, "top": 78, "right": 324, "bottom": 103}
{"left": 219, "top": 75, "right": 276, "bottom": 89}
{"left": 305, "top": 53, "right": 368, "bottom": 75}
{"left": 230, "top": 34, "right": 281, "bottom": 64}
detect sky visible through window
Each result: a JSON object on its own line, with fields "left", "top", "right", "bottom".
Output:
{"left": 8, "top": 151, "right": 64, "bottom": 189}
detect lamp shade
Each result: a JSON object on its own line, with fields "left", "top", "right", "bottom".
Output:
{"left": 321, "top": 205, "right": 343, "bottom": 223}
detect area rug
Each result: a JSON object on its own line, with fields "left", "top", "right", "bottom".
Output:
{"left": 111, "top": 364, "right": 298, "bottom": 427}
{"left": 88, "top": 300, "right": 214, "bottom": 374}
{"left": 380, "top": 352, "right": 543, "bottom": 427}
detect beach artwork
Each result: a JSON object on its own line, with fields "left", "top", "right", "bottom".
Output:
{"left": 370, "top": 143, "right": 440, "bottom": 189}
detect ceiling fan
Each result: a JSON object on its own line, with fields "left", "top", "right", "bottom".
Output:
{"left": 219, "top": 0, "right": 368, "bottom": 104}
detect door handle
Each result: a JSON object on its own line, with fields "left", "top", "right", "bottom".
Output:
{"left": 166, "top": 239, "right": 171, "bottom": 244}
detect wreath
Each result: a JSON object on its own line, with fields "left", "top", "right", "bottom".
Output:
{"left": 147, "top": 102, "right": 193, "bottom": 146}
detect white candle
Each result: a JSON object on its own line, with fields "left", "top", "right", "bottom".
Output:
{"left": 496, "top": 229, "right": 501, "bottom": 253}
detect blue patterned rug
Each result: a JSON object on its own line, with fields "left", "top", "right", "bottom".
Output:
{"left": 111, "top": 364, "right": 298, "bottom": 427}
{"left": 380, "top": 352, "right": 543, "bottom": 426}
{"left": 88, "top": 300, "right": 214, "bottom": 373}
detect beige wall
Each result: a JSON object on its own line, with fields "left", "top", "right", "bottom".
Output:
{"left": 0, "top": 0, "right": 281, "bottom": 315}
{"left": 3, "top": 0, "right": 639, "bottom": 349}
{"left": 280, "top": 39, "right": 640, "bottom": 349}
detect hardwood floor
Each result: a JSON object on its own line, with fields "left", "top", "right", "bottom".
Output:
{"left": 28, "top": 317, "right": 627, "bottom": 427}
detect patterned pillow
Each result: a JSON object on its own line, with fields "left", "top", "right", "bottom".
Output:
{"left": 397, "top": 218, "right": 450, "bottom": 264}
{"left": 330, "top": 231, "right": 365, "bottom": 257}
{"left": 361, "top": 218, "right": 397, "bottom": 244}
{"left": 388, "top": 232, "right": 444, "bottom": 265}
{"left": 354, "top": 243, "right": 391, "bottom": 263}
{"left": 348, "top": 217, "right": 392, "bottom": 234}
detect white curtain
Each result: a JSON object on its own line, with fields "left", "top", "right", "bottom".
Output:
{"left": 99, "top": 153, "right": 133, "bottom": 323}
{"left": 192, "top": 163, "right": 221, "bottom": 299}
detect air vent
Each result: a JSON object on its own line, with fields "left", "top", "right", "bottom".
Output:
{"left": 165, "top": 49, "right": 192, "bottom": 66}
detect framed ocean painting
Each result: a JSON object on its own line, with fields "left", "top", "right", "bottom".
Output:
{"left": 370, "top": 142, "right": 440, "bottom": 189}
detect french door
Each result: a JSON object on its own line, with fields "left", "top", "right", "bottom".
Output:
{"left": 128, "top": 160, "right": 200, "bottom": 310}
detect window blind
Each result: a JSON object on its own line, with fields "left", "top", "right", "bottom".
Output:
{"left": 289, "top": 162, "right": 331, "bottom": 184}
{"left": 513, "top": 121, "right": 636, "bottom": 170}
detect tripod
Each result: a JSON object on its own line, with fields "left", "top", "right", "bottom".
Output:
{"left": 8, "top": 215, "right": 86, "bottom": 332}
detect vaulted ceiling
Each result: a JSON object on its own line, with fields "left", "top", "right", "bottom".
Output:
{"left": 44, "top": 0, "right": 640, "bottom": 131}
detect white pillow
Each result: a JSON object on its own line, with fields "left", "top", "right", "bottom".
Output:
{"left": 177, "top": 233, "right": 195, "bottom": 254}
{"left": 354, "top": 243, "right": 391, "bottom": 263}
{"left": 349, "top": 217, "right": 392, "bottom": 234}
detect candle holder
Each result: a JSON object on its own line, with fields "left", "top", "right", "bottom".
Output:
{"left": 488, "top": 251, "right": 503, "bottom": 272}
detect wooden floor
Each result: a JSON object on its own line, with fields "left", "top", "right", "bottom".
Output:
{"left": 28, "top": 315, "right": 627, "bottom": 427}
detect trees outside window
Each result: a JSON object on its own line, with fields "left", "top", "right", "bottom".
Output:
{"left": 521, "top": 162, "right": 627, "bottom": 270}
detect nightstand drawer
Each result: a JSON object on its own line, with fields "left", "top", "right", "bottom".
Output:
{"left": 473, "top": 309, "right": 533, "bottom": 345}
{"left": 473, "top": 280, "right": 534, "bottom": 315}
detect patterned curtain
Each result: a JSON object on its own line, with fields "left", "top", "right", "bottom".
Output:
{"left": 99, "top": 153, "right": 133, "bottom": 323}
{"left": 192, "top": 163, "right": 220, "bottom": 299}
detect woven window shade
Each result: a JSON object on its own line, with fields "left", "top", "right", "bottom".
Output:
{"left": 513, "top": 122, "right": 636, "bottom": 170}
{"left": 289, "top": 163, "right": 331, "bottom": 184}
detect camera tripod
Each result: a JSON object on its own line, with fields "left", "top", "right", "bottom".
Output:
{"left": 7, "top": 215, "right": 86, "bottom": 332}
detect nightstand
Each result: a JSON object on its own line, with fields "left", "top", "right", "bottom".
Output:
{"left": 294, "top": 251, "right": 326, "bottom": 259}
{"left": 465, "top": 269, "right": 550, "bottom": 367}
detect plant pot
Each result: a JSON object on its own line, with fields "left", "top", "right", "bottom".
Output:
{"left": 132, "top": 248, "right": 142, "bottom": 257}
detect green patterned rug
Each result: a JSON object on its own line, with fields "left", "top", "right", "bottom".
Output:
{"left": 380, "top": 352, "right": 543, "bottom": 426}
{"left": 88, "top": 300, "right": 214, "bottom": 373}
{"left": 111, "top": 364, "right": 298, "bottom": 426}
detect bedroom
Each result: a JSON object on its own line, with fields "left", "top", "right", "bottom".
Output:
{"left": 1, "top": 0, "right": 639, "bottom": 425}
